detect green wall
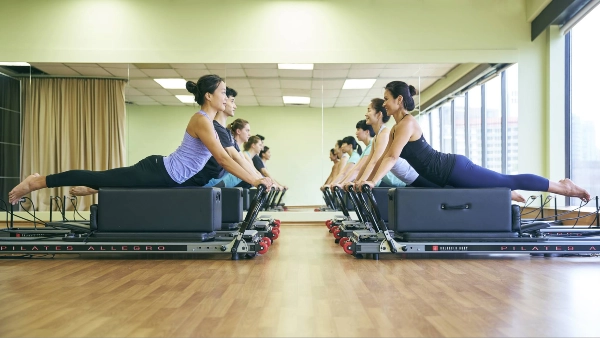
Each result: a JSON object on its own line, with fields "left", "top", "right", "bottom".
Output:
{"left": 0, "top": 0, "right": 564, "bottom": 204}
{"left": 127, "top": 104, "right": 368, "bottom": 205}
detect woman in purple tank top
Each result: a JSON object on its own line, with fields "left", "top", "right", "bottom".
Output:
{"left": 8, "top": 75, "right": 272, "bottom": 205}
{"left": 358, "top": 80, "right": 590, "bottom": 203}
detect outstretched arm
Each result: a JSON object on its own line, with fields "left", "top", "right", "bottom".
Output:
{"left": 189, "top": 117, "right": 271, "bottom": 188}
{"left": 226, "top": 147, "right": 262, "bottom": 180}
{"left": 357, "top": 130, "right": 390, "bottom": 182}
{"left": 367, "top": 121, "right": 414, "bottom": 186}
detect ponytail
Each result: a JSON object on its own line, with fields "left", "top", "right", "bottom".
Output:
{"left": 341, "top": 136, "right": 362, "bottom": 156}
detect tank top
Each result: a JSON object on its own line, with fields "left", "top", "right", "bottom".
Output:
{"left": 347, "top": 151, "right": 361, "bottom": 164}
{"left": 163, "top": 111, "right": 216, "bottom": 184}
{"left": 378, "top": 124, "right": 419, "bottom": 184}
{"left": 399, "top": 133, "right": 456, "bottom": 187}
{"left": 360, "top": 138, "right": 373, "bottom": 158}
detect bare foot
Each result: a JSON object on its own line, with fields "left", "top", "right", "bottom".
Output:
{"left": 69, "top": 186, "right": 98, "bottom": 197}
{"left": 8, "top": 174, "right": 39, "bottom": 205}
{"left": 511, "top": 191, "right": 525, "bottom": 203}
{"left": 559, "top": 178, "right": 591, "bottom": 202}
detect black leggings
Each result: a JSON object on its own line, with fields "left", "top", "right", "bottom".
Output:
{"left": 46, "top": 155, "right": 179, "bottom": 190}
{"left": 447, "top": 155, "right": 549, "bottom": 191}
{"left": 408, "top": 175, "right": 442, "bottom": 188}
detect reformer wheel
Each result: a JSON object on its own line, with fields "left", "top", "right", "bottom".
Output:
{"left": 340, "top": 237, "right": 349, "bottom": 247}
{"left": 274, "top": 219, "right": 281, "bottom": 226}
{"left": 271, "top": 229, "right": 279, "bottom": 240}
{"left": 343, "top": 241, "right": 353, "bottom": 255}
{"left": 325, "top": 219, "right": 332, "bottom": 227}
{"left": 330, "top": 225, "right": 339, "bottom": 234}
{"left": 258, "top": 242, "right": 269, "bottom": 255}
{"left": 261, "top": 236, "right": 272, "bottom": 246}
{"left": 333, "top": 228, "right": 342, "bottom": 239}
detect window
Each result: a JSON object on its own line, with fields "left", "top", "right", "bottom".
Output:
{"left": 418, "top": 113, "right": 431, "bottom": 143}
{"left": 453, "top": 96, "right": 466, "bottom": 156}
{"left": 484, "top": 76, "right": 502, "bottom": 172}
{"left": 441, "top": 103, "right": 452, "bottom": 152}
{"left": 467, "top": 86, "right": 482, "bottom": 165}
{"left": 505, "top": 64, "right": 519, "bottom": 174}
{"left": 430, "top": 108, "right": 441, "bottom": 150}
{"left": 421, "top": 65, "right": 518, "bottom": 176}
{"left": 569, "top": 5, "right": 600, "bottom": 203}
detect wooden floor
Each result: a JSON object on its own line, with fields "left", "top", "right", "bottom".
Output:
{"left": 1, "top": 224, "right": 600, "bottom": 337}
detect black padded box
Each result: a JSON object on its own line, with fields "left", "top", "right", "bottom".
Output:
{"left": 242, "top": 188, "right": 250, "bottom": 211}
{"left": 221, "top": 188, "right": 243, "bottom": 225}
{"left": 372, "top": 187, "right": 390, "bottom": 222}
{"left": 388, "top": 188, "right": 512, "bottom": 232}
{"left": 97, "top": 187, "right": 222, "bottom": 232}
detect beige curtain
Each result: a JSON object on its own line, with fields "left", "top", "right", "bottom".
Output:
{"left": 20, "top": 78, "right": 126, "bottom": 212}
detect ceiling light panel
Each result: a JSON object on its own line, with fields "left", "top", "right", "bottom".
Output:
{"left": 154, "top": 78, "right": 187, "bottom": 89}
{"left": 0, "top": 62, "right": 30, "bottom": 66}
{"left": 278, "top": 63, "right": 314, "bottom": 70}
{"left": 283, "top": 96, "right": 310, "bottom": 104}
{"left": 342, "top": 79, "right": 376, "bottom": 90}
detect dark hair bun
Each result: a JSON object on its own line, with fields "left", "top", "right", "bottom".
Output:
{"left": 408, "top": 85, "right": 417, "bottom": 96}
{"left": 186, "top": 81, "right": 197, "bottom": 94}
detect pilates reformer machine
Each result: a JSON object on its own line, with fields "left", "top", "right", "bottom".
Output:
{"left": 316, "top": 186, "right": 340, "bottom": 212}
{"left": 339, "top": 185, "right": 600, "bottom": 259}
{"left": 0, "top": 185, "right": 277, "bottom": 260}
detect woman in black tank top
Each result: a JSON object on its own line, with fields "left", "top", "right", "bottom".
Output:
{"left": 360, "top": 81, "right": 590, "bottom": 203}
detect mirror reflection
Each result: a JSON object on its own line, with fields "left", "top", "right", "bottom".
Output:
{"left": 0, "top": 62, "right": 516, "bottom": 209}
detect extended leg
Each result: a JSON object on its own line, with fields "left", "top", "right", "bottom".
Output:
{"left": 447, "top": 155, "right": 590, "bottom": 202}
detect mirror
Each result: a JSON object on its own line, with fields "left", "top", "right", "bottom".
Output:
{"left": 2, "top": 62, "right": 506, "bottom": 209}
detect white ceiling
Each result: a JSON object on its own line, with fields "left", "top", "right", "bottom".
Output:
{"left": 28, "top": 63, "right": 458, "bottom": 108}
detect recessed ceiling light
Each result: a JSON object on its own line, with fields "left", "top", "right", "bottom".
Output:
{"left": 342, "top": 79, "right": 376, "bottom": 90}
{"left": 154, "top": 78, "right": 187, "bottom": 89}
{"left": 283, "top": 96, "right": 310, "bottom": 105}
{"left": 278, "top": 64, "right": 314, "bottom": 70}
{"left": 0, "top": 62, "right": 30, "bottom": 66}
{"left": 176, "top": 95, "right": 196, "bottom": 103}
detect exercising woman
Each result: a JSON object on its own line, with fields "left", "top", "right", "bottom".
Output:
{"left": 8, "top": 74, "right": 272, "bottom": 205}
{"left": 323, "top": 148, "right": 341, "bottom": 187}
{"left": 351, "top": 98, "right": 439, "bottom": 189}
{"left": 327, "top": 136, "right": 362, "bottom": 186}
{"left": 357, "top": 81, "right": 590, "bottom": 202}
